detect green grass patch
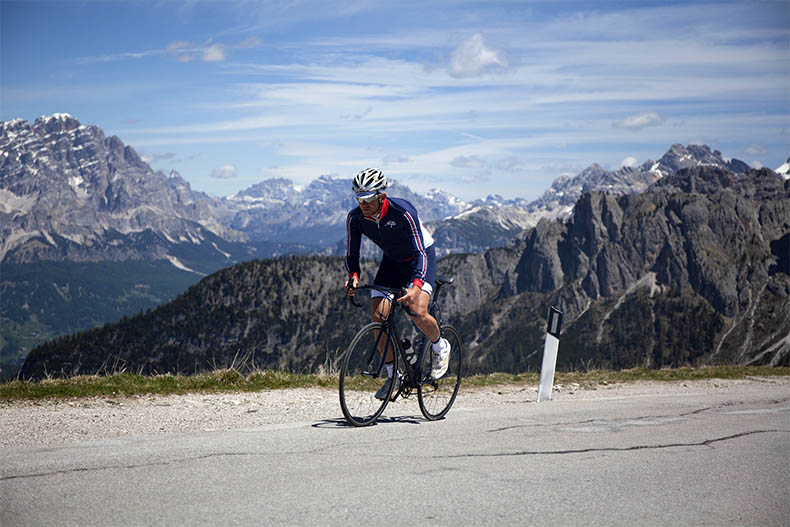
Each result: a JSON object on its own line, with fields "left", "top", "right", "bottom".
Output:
{"left": 0, "top": 370, "right": 340, "bottom": 400}
{"left": 1, "top": 365, "right": 788, "bottom": 400}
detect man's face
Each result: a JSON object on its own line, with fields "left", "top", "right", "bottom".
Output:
{"left": 358, "top": 193, "right": 384, "bottom": 216}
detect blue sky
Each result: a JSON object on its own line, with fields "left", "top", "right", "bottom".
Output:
{"left": 2, "top": 0, "right": 789, "bottom": 201}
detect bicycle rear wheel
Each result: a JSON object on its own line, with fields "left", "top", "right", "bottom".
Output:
{"left": 418, "top": 325, "right": 462, "bottom": 420}
{"left": 339, "top": 322, "right": 398, "bottom": 427}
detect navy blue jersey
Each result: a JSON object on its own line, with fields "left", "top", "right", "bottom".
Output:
{"left": 345, "top": 197, "right": 435, "bottom": 286}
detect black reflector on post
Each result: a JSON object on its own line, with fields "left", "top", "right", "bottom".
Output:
{"left": 547, "top": 306, "right": 563, "bottom": 338}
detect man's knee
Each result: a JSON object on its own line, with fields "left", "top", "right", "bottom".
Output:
{"left": 370, "top": 298, "right": 390, "bottom": 323}
{"left": 408, "top": 294, "right": 430, "bottom": 320}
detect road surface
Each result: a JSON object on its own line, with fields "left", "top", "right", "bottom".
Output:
{"left": 2, "top": 378, "right": 789, "bottom": 525}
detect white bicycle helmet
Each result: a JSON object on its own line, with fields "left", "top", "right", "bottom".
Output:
{"left": 352, "top": 168, "right": 387, "bottom": 197}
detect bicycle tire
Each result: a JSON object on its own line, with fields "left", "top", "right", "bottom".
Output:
{"left": 418, "top": 325, "right": 462, "bottom": 420}
{"left": 339, "top": 322, "right": 398, "bottom": 426}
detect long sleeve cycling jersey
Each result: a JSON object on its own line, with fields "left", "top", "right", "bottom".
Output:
{"left": 345, "top": 197, "right": 435, "bottom": 288}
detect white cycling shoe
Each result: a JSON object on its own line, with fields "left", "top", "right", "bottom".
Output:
{"left": 430, "top": 338, "right": 451, "bottom": 380}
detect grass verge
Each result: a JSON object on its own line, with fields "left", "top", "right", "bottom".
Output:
{"left": 1, "top": 365, "right": 788, "bottom": 401}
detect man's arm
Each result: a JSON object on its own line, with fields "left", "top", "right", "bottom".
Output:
{"left": 402, "top": 210, "right": 428, "bottom": 289}
{"left": 344, "top": 211, "right": 362, "bottom": 281}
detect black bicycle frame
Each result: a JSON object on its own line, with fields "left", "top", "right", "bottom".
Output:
{"left": 352, "top": 285, "right": 433, "bottom": 389}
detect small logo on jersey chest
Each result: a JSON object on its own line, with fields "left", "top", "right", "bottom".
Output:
{"left": 384, "top": 220, "right": 397, "bottom": 228}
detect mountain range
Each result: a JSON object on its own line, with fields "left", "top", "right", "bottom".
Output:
{"left": 1, "top": 114, "right": 763, "bottom": 266}
{"left": 3, "top": 114, "right": 788, "bottom": 377}
{"left": 20, "top": 165, "right": 789, "bottom": 378}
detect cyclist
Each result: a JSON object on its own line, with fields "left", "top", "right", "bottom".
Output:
{"left": 344, "top": 168, "right": 451, "bottom": 399}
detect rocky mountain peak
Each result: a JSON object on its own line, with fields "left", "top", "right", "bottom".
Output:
{"left": 33, "top": 113, "right": 81, "bottom": 134}
{"left": 658, "top": 144, "right": 718, "bottom": 173}
{"left": 527, "top": 143, "right": 752, "bottom": 220}
{"left": 0, "top": 114, "right": 235, "bottom": 263}
{"left": 579, "top": 162, "right": 608, "bottom": 178}
{"left": 231, "top": 177, "right": 302, "bottom": 202}
{"left": 655, "top": 143, "right": 750, "bottom": 177}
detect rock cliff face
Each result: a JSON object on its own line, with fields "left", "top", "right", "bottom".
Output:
{"left": 460, "top": 167, "right": 789, "bottom": 370}
{"left": 21, "top": 167, "right": 790, "bottom": 378}
{"left": 512, "top": 168, "right": 788, "bottom": 313}
{"left": 0, "top": 115, "right": 241, "bottom": 264}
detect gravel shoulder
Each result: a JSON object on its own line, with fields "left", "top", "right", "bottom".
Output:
{"left": 2, "top": 376, "right": 788, "bottom": 448}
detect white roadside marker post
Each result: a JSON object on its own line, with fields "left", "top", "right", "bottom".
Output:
{"left": 537, "top": 306, "right": 563, "bottom": 403}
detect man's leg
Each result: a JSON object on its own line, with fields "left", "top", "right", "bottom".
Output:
{"left": 407, "top": 289, "right": 450, "bottom": 379}
{"left": 371, "top": 296, "right": 394, "bottom": 363}
{"left": 371, "top": 295, "right": 400, "bottom": 399}
{"left": 407, "top": 290, "right": 440, "bottom": 343}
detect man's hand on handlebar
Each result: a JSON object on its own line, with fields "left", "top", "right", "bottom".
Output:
{"left": 345, "top": 276, "right": 359, "bottom": 298}
{"left": 396, "top": 284, "right": 421, "bottom": 307}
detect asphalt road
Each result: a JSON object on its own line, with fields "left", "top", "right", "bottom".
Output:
{"left": 2, "top": 381, "right": 789, "bottom": 526}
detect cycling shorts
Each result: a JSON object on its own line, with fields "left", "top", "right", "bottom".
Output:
{"left": 371, "top": 245, "right": 436, "bottom": 299}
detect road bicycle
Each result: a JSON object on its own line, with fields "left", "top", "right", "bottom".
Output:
{"left": 339, "top": 278, "right": 462, "bottom": 427}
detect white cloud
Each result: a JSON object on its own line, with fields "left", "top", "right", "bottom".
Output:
{"left": 77, "top": 38, "right": 235, "bottom": 65}
{"left": 613, "top": 112, "right": 664, "bottom": 130}
{"left": 451, "top": 155, "right": 486, "bottom": 168}
{"left": 167, "top": 41, "right": 191, "bottom": 52}
{"left": 382, "top": 154, "right": 410, "bottom": 165}
{"left": 210, "top": 165, "right": 238, "bottom": 179}
{"left": 743, "top": 144, "right": 767, "bottom": 156}
{"left": 238, "top": 37, "right": 263, "bottom": 49}
{"left": 202, "top": 44, "right": 227, "bottom": 62}
{"left": 140, "top": 151, "right": 176, "bottom": 163}
{"left": 450, "top": 33, "right": 508, "bottom": 78}
{"left": 496, "top": 157, "right": 526, "bottom": 171}
{"left": 621, "top": 156, "right": 638, "bottom": 168}
{"left": 340, "top": 106, "right": 373, "bottom": 120}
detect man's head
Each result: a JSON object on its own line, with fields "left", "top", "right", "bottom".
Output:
{"left": 357, "top": 191, "right": 386, "bottom": 216}
{"left": 352, "top": 167, "right": 388, "bottom": 215}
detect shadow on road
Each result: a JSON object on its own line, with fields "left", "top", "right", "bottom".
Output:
{"left": 311, "top": 415, "right": 424, "bottom": 429}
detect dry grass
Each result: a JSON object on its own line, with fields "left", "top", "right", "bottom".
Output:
{"left": 1, "top": 365, "right": 788, "bottom": 400}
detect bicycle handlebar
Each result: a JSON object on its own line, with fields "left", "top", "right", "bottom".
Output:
{"left": 346, "top": 283, "right": 418, "bottom": 317}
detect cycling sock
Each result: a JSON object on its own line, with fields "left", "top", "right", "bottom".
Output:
{"left": 431, "top": 338, "right": 442, "bottom": 350}
{"left": 385, "top": 363, "right": 393, "bottom": 378}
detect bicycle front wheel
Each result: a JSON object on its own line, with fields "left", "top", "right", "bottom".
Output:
{"left": 339, "top": 322, "right": 398, "bottom": 427}
{"left": 418, "top": 325, "right": 462, "bottom": 420}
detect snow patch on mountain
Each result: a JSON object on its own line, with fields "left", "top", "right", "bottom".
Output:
{"left": 166, "top": 255, "right": 204, "bottom": 275}
{"left": 212, "top": 242, "right": 231, "bottom": 258}
{"left": 777, "top": 158, "right": 790, "bottom": 179}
